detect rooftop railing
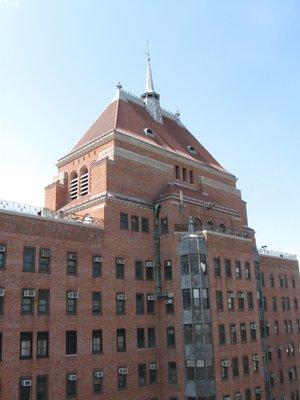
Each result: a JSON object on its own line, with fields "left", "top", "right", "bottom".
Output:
{"left": 258, "top": 248, "right": 297, "bottom": 260}
{"left": 0, "top": 199, "right": 104, "bottom": 228}
{"left": 174, "top": 223, "right": 249, "bottom": 238}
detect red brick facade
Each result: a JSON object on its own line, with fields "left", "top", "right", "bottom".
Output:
{"left": 0, "top": 84, "right": 299, "bottom": 400}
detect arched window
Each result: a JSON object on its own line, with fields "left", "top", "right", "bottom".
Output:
{"left": 80, "top": 166, "right": 89, "bottom": 196}
{"left": 194, "top": 218, "right": 203, "bottom": 231}
{"left": 69, "top": 171, "right": 78, "bottom": 200}
{"left": 206, "top": 221, "right": 215, "bottom": 231}
{"left": 219, "top": 223, "right": 226, "bottom": 233}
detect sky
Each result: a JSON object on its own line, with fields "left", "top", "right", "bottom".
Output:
{"left": 0, "top": 0, "right": 299, "bottom": 258}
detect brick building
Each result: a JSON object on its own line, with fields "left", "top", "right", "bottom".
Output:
{"left": 0, "top": 58, "right": 299, "bottom": 400}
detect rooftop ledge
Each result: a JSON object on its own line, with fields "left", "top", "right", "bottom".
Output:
{"left": 0, "top": 199, "right": 104, "bottom": 229}
{"left": 258, "top": 248, "right": 297, "bottom": 261}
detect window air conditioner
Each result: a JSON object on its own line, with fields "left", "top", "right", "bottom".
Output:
{"left": 116, "top": 258, "right": 125, "bottom": 264}
{"left": 68, "top": 253, "right": 77, "bottom": 260}
{"left": 165, "top": 260, "right": 172, "bottom": 267}
{"left": 24, "top": 289, "right": 35, "bottom": 297}
{"left": 250, "top": 324, "right": 257, "bottom": 329}
{"left": 235, "top": 393, "right": 241, "bottom": 400}
{"left": 118, "top": 368, "right": 128, "bottom": 375}
{"left": 117, "top": 294, "right": 126, "bottom": 301}
{"left": 68, "top": 374, "right": 77, "bottom": 381}
{"left": 221, "top": 360, "right": 230, "bottom": 367}
{"left": 165, "top": 299, "right": 173, "bottom": 304}
{"left": 68, "top": 291, "right": 78, "bottom": 299}
{"left": 0, "top": 245, "right": 6, "bottom": 252}
{"left": 238, "top": 293, "right": 245, "bottom": 298}
{"left": 0, "top": 288, "right": 5, "bottom": 297}
{"left": 231, "top": 326, "right": 236, "bottom": 332}
{"left": 40, "top": 249, "right": 51, "bottom": 258}
{"left": 94, "top": 370, "right": 104, "bottom": 378}
{"left": 21, "top": 379, "right": 32, "bottom": 387}
{"left": 228, "top": 293, "right": 235, "bottom": 298}
{"left": 255, "top": 388, "right": 261, "bottom": 394}
{"left": 147, "top": 294, "right": 156, "bottom": 301}
{"left": 146, "top": 261, "right": 154, "bottom": 267}
{"left": 149, "top": 363, "right": 158, "bottom": 370}
{"left": 253, "top": 355, "right": 260, "bottom": 361}
{"left": 93, "top": 256, "right": 102, "bottom": 263}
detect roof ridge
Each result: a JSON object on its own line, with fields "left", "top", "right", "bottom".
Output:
{"left": 113, "top": 97, "right": 120, "bottom": 131}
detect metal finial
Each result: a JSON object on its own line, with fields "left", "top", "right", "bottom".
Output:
{"left": 145, "top": 40, "right": 151, "bottom": 63}
{"left": 116, "top": 82, "right": 123, "bottom": 90}
{"left": 175, "top": 110, "right": 181, "bottom": 118}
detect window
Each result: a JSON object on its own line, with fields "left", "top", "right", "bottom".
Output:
{"left": 255, "top": 388, "right": 261, "bottom": 400}
{"left": 37, "top": 332, "right": 49, "bottom": 358}
{"left": 193, "top": 288, "right": 200, "bottom": 309}
{"left": 184, "top": 324, "right": 193, "bottom": 345}
{"left": 39, "top": 249, "right": 51, "bottom": 273}
{"left": 238, "top": 292, "right": 245, "bottom": 310}
{"left": 214, "top": 257, "right": 221, "bottom": 277}
{"left": 182, "top": 289, "right": 191, "bottom": 309}
{"left": 20, "top": 332, "right": 32, "bottom": 359}
{"left": 21, "top": 289, "right": 34, "bottom": 315}
{"left": 148, "top": 327, "right": 156, "bottom": 347}
{"left": 245, "top": 262, "right": 251, "bottom": 279}
{"left": 235, "top": 261, "right": 242, "bottom": 278}
{"left": 270, "top": 273, "right": 274, "bottom": 288}
{"left": 146, "top": 262, "right": 154, "bottom": 280}
{"left": 189, "top": 170, "right": 194, "bottom": 183}
{"left": 147, "top": 294, "right": 155, "bottom": 314}
{"left": 66, "top": 373, "right": 77, "bottom": 397}
{"left": 131, "top": 215, "right": 139, "bottom": 232}
{"left": 243, "top": 355, "right": 249, "bottom": 375}
{"left": 136, "top": 294, "right": 144, "bottom": 315}
{"left": 79, "top": 166, "right": 88, "bottom": 196}
{"left": 0, "top": 332, "right": 2, "bottom": 360}
{"left": 167, "top": 327, "right": 176, "bottom": 348}
{"left": 69, "top": 171, "right": 78, "bottom": 200}
{"left": 117, "top": 368, "right": 127, "bottom": 390}
{"left": 138, "top": 363, "right": 147, "bottom": 386}
{"left": 67, "top": 252, "right": 77, "bottom": 275}
{"left": 120, "top": 213, "right": 129, "bottom": 230}
{"left": 180, "top": 254, "right": 189, "bottom": 275}
{"left": 135, "top": 261, "right": 144, "bottom": 281}
{"left": 195, "top": 323, "right": 211, "bottom": 345}
{"left": 250, "top": 323, "right": 257, "bottom": 341}
{"left": 116, "top": 293, "right": 126, "bottom": 315}
{"left": 23, "top": 247, "right": 35, "bottom": 272}
{"left": 232, "top": 357, "right": 239, "bottom": 378}
{"left": 175, "top": 165, "right": 180, "bottom": 179}
{"left": 66, "top": 292, "right": 77, "bottom": 314}
{"left": 19, "top": 378, "right": 32, "bottom": 400}
{"left": 66, "top": 331, "right": 77, "bottom": 355}
{"left": 247, "top": 291, "right": 254, "bottom": 310}
{"left": 137, "top": 328, "right": 145, "bottom": 348}
{"left": 0, "top": 244, "right": 6, "bottom": 269}
{"left": 225, "top": 259, "right": 232, "bottom": 277}
{"left": 292, "top": 276, "right": 296, "bottom": 288}
{"left": 115, "top": 257, "right": 125, "bottom": 279}
{"left": 245, "top": 389, "right": 251, "bottom": 400}
{"left": 161, "top": 218, "right": 168, "bottom": 234}
{"left": 92, "top": 255, "right": 102, "bottom": 277}
{"left": 92, "top": 330, "right": 103, "bottom": 354}
{"left": 92, "top": 292, "right": 102, "bottom": 315}
{"left": 186, "top": 360, "right": 195, "bottom": 381}
{"left": 166, "top": 298, "right": 174, "bottom": 314}
{"left": 230, "top": 324, "right": 237, "bottom": 344}
{"left": 149, "top": 362, "right": 158, "bottom": 384}
{"left": 0, "top": 293, "right": 3, "bottom": 315}
{"left": 164, "top": 260, "right": 173, "bottom": 280}
{"left": 141, "top": 218, "right": 149, "bottom": 233}
{"left": 221, "top": 361, "right": 229, "bottom": 380}
{"left": 216, "top": 291, "right": 223, "bottom": 310}
{"left": 93, "top": 371, "right": 103, "bottom": 394}
{"left": 260, "top": 272, "right": 265, "bottom": 287}
{"left": 252, "top": 354, "right": 260, "bottom": 372}
{"left": 294, "top": 297, "right": 298, "bottom": 310}
{"left": 240, "top": 323, "right": 247, "bottom": 342}
{"left": 274, "top": 320, "right": 279, "bottom": 335}
{"left": 36, "top": 375, "right": 48, "bottom": 400}
{"left": 168, "top": 362, "right": 177, "bottom": 384}
{"left": 116, "top": 329, "right": 126, "bottom": 352}
{"left": 38, "top": 290, "right": 50, "bottom": 315}
{"left": 227, "top": 291, "right": 234, "bottom": 310}
{"left": 218, "top": 324, "right": 226, "bottom": 345}
{"left": 182, "top": 167, "right": 187, "bottom": 181}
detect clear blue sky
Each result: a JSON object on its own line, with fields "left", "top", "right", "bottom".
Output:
{"left": 1, "top": 0, "right": 299, "bottom": 258}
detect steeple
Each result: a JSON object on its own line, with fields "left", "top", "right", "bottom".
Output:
{"left": 141, "top": 42, "right": 163, "bottom": 123}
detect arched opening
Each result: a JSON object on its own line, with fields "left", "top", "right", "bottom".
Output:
{"left": 206, "top": 221, "right": 215, "bottom": 231}
{"left": 194, "top": 218, "right": 203, "bottom": 231}
{"left": 219, "top": 223, "right": 226, "bottom": 233}
{"left": 80, "top": 166, "right": 89, "bottom": 196}
{"left": 69, "top": 171, "right": 78, "bottom": 200}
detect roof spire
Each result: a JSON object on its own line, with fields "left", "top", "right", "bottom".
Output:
{"left": 141, "top": 41, "right": 163, "bottom": 123}
{"left": 145, "top": 41, "right": 155, "bottom": 93}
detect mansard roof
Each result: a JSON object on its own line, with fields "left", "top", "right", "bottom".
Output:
{"left": 71, "top": 89, "right": 226, "bottom": 173}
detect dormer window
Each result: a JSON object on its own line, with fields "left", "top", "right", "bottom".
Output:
{"left": 187, "top": 145, "right": 196, "bottom": 155}
{"left": 144, "top": 128, "right": 155, "bottom": 137}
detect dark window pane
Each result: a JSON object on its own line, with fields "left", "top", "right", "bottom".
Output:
{"left": 23, "top": 247, "right": 35, "bottom": 272}
{"left": 66, "top": 331, "right": 77, "bottom": 355}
